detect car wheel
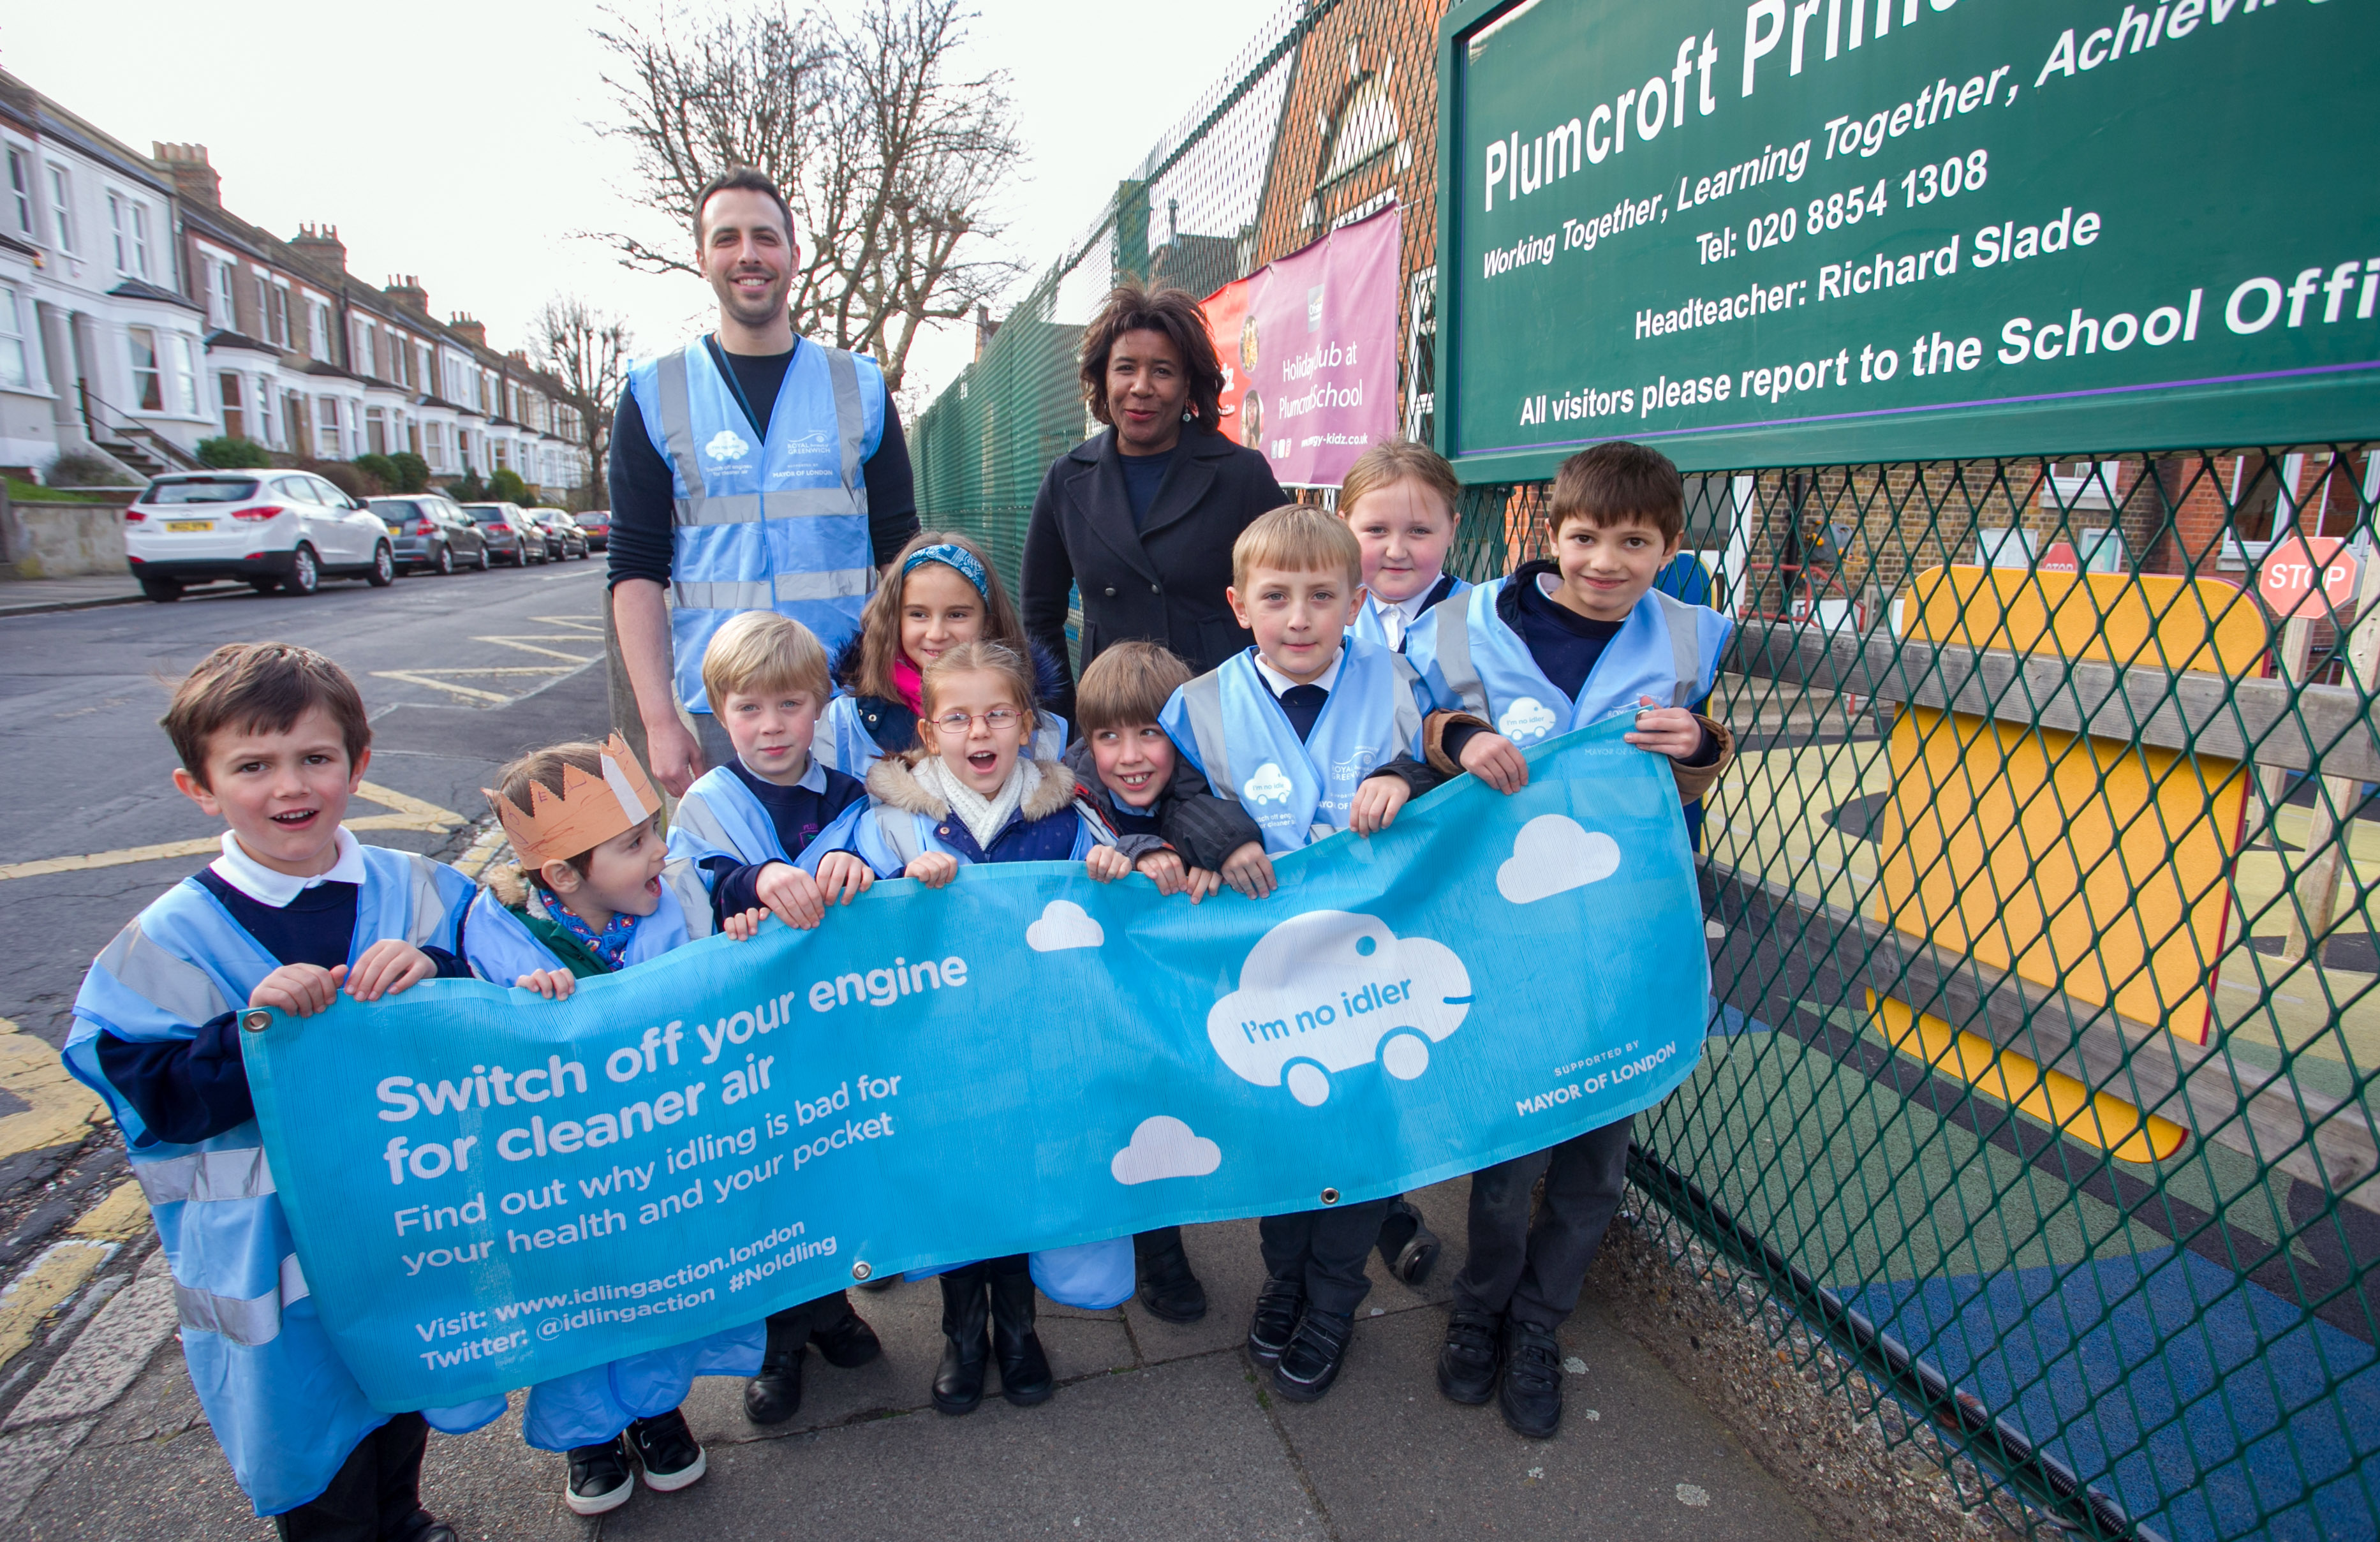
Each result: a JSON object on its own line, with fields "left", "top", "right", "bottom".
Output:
{"left": 283, "top": 544, "right": 321, "bottom": 596}
{"left": 434, "top": 544, "right": 456, "bottom": 576}
{"left": 475, "top": 545, "right": 491, "bottom": 570}
{"left": 139, "top": 577, "right": 182, "bottom": 602}
{"left": 367, "top": 543, "right": 395, "bottom": 587}
{"left": 1380, "top": 1032, "right": 1431, "bottom": 1082}
{"left": 1283, "top": 1061, "right": 1332, "bottom": 1108}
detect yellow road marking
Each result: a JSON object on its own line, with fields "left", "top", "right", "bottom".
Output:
{"left": 0, "top": 783, "right": 464, "bottom": 882}
{"left": 369, "top": 671, "right": 510, "bottom": 703}
{"left": 383, "top": 667, "right": 574, "bottom": 676}
{"left": 0, "top": 1242, "right": 115, "bottom": 1370}
{"left": 68, "top": 1182, "right": 151, "bottom": 1242}
{"left": 471, "top": 636, "right": 596, "bottom": 664}
{"left": 0, "top": 1017, "right": 105, "bottom": 1155}
{"left": 529, "top": 616, "right": 605, "bottom": 632}
{"left": 452, "top": 820, "right": 509, "bottom": 880}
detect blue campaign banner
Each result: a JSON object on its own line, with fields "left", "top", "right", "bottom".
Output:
{"left": 242, "top": 722, "right": 1710, "bottom": 1409}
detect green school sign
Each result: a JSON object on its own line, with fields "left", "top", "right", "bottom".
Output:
{"left": 1431, "top": 0, "right": 2380, "bottom": 479}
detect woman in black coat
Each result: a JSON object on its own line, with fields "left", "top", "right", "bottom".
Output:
{"left": 1021, "top": 281, "right": 1290, "bottom": 723}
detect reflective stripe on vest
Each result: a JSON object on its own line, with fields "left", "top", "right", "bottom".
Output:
{"left": 176, "top": 1252, "right": 309, "bottom": 1348}
{"left": 1649, "top": 591, "right": 1701, "bottom": 709}
{"left": 135, "top": 1145, "right": 276, "bottom": 1205}
{"left": 94, "top": 920, "right": 232, "bottom": 1031}
{"left": 1434, "top": 584, "right": 1704, "bottom": 718}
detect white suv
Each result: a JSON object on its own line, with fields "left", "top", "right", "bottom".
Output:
{"left": 124, "top": 470, "right": 396, "bottom": 600}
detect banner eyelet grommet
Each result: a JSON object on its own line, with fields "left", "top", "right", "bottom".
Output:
{"left": 1320, "top": 1187, "right": 1340, "bottom": 1205}
{"left": 240, "top": 1009, "right": 273, "bottom": 1033}
{"left": 851, "top": 1261, "right": 873, "bottom": 1281}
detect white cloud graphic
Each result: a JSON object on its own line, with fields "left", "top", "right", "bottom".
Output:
{"left": 1111, "top": 1116, "right": 1222, "bottom": 1185}
{"left": 1496, "top": 815, "right": 1620, "bottom": 905}
{"left": 704, "top": 429, "right": 750, "bottom": 461}
{"left": 1025, "top": 899, "right": 1104, "bottom": 952}
{"left": 1206, "top": 910, "right": 1471, "bottom": 1106}
{"left": 1499, "top": 696, "right": 1560, "bottom": 742}
{"left": 1242, "top": 762, "right": 1295, "bottom": 805}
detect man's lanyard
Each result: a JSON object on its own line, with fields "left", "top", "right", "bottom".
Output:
{"left": 704, "top": 333, "right": 791, "bottom": 439}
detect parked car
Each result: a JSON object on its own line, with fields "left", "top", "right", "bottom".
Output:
{"left": 573, "top": 510, "right": 610, "bottom": 551}
{"left": 125, "top": 470, "right": 395, "bottom": 600}
{"left": 526, "top": 508, "right": 588, "bottom": 560}
{"left": 369, "top": 495, "right": 488, "bottom": 575}
{"left": 456, "top": 501, "right": 544, "bottom": 565}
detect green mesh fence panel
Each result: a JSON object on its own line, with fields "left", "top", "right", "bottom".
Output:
{"left": 915, "top": 8, "right": 2380, "bottom": 1539}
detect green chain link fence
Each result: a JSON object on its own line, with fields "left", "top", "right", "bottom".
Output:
{"left": 915, "top": 6, "right": 2380, "bottom": 1538}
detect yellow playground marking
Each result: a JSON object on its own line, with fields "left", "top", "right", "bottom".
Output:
{"left": 0, "top": 782, "right": 466, "bottom": 883}
{"left": 368, "top": 615, "right": 602, "bottom": 702}
{"left": 0, "top": 1016, "right": 105, "bottom": 1156}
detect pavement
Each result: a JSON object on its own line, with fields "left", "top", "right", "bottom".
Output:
{"left": 0, "top": 558, "right": 1835, "bottom": 1539}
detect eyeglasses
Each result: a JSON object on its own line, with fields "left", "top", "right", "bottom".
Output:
{"left": 930, "top": 707, "right": 1025, "bottom": 735}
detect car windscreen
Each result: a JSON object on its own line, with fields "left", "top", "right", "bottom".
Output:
{"left": 459, "top": 505, "right": 509, "bottom": 524}
{"left": 145, "top": 477, "right": 260, "bottom": 505}
{"left": 574, "top": 513, "right": 606, "bottom": 525}
{"left": 367, "top": 500, "right": 417, "bottom": 518}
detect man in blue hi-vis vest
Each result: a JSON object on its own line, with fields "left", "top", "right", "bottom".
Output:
{"left": 609, "top": 167, "right": 920, "bottom": 796}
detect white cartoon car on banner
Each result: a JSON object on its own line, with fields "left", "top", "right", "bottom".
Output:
{"left": 1206, "top": 910, "right": 1472, "bottom": 1106}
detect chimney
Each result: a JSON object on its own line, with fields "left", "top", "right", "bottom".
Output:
{"left": 449, "top": 313, "right": 487, "bottom": 348}
{"left": 152, "top": 142, "right": 220, "bottom": 207}
{"left": 974, "top": 303, "right": 1002, "bottom": 361}
{"left": 292, "top": 223, "right": 347, "bottom": 274}
{"left": 383, "top": 275, "right": 429, "bottom": 315}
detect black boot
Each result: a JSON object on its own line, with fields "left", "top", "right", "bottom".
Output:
{"left": 1272, "top": 1307, "right": 1354, "bottom": 1403}
{"left": 931, "top": 1264, "right": 992, "bottom": 1415}
{"left": 988, "top": 1261, "right": 1054, "bottom": 1406}
{"left": 809, "top": 1290, "right": 883, "bottom": 1368}
{"left": 1497, "top": 1319, "right": 1564, "bottom": 1439}
{"left": 1377, "top": 1198, "right": 1442, "bottom": 1286}
{"left": 1246, "top": 1277, "right": 1305, "bottom": 1367}
{"left": 743, "top": 1303, "right": 812, "bottom": 1425}
{"left": 1134, "top": 1226, "right": 1208, "bottom": 1324}
{"left": 1436, "top": 1307, "right": 1501, "bottom": 1404}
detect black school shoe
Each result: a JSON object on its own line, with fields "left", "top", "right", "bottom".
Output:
{"left": 1497, "top": 1321, "right": 1565, "bottom": 1439}
{"left": 628, "top": 1409, "right": 708, "bottom": 1492}
{"left": 811, "top": 1300, "right": 884, "bottom": 1368}
{"left": 564, "top": 1438, "right": 635, "bottom": 1516}
{"left": 1377, "top": 1199, "right": 1442, "bottom": 1286}
{"left": 388, "top": 1508, "right": 461, "bottom": 1542}
{"left": 1437, "top": 1307, "right": 1502, "bottom": 1404}
{"left": 744, "top": 1312, "right": 808, "bottom": 1425}
{"left": 1246, "top": 1278, "right": 1306, "bottom": 1367}
{"left": 1135, "top": 1231, "right": 1209, "bottom": 1324}
{"left": 1271, "top": 1307, "right": 1355, "bottom": 1403}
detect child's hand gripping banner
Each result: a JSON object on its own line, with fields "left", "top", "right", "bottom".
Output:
{"left": 242, "top": 723, "right": 1710, "bottom": 1409}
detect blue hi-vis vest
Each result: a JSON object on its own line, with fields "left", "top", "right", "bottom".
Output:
{"left": 1159, "top": 641, "right": 1425, "bottom": 856}
{"left": 667, "top": 762, "right": 794, "bottom": 877}
{"left": 1350, "top": 575, "right": 1472, "bottom": 653}
{"left": 64, "top": 846, "right": 504, "bottom": 1516}
{"left": 1405, "top": 580, "right": 1732, "bottom": 746}
{"left": 815, "top": 693, "right": 1070, "bottom": 780}
{"left": 628, "top": 337, "right": 885, "bottom": 715}
{"left": 461, "top": 859, "right": 715, "bottom": 985}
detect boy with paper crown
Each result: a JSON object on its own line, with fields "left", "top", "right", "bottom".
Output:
{"left": 661, "top": 611, "right": 887, "bottom": 1429}
{"left": 1155, "top": 505, "right": 1490, "bottom": 1405}
{"left": 459, "top": 734, "right": 771, "bottom": 1516}
{"left": 65, "top": 642, "right": 502, "bottom": 1538}
{"left": 1404, "top": 441, "right": 1734, "bottom": 1440}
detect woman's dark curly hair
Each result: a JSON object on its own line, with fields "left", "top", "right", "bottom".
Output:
{"left": 1078, "top": 281, "right": 1226, "bottom": 435}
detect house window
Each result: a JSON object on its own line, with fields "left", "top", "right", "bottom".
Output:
{"left": 355, "top": 322, "right": 376, "bottom": 378}
{"left": 131, "top": 204, "right": 151, "bottom": 278}
{"left": 260, "top": 279, "right": 291, "bottom": 348}
{"left": 316, "top": 395, "right": 343, "bottom": 459}
{"left": 5, "top": 149, "right": 30, "bottom": 237}
{"left": 366, "top": 406, "right": 388, "bottom": 456}
{"left": 2040, "top": 459, "right": 2124, "bottom": 511}
{"left": 108, "top": 193, "right": 128, "bottom": 272}
{"left": 307, "top": 299, "right": 332, "bottom": 362}
{"left": 207, "top": 257, "right": 237, "bottom": 329}
{"left": 218, "top": 373, "right": 246, "bottom": 439}
{"left": 168, "top": 334, "right": 198, "bottom": 415}
{"left": 128, "top": 326, "right": 164, "bottom": 411}
{"left": 0, "top": 283, "right": 27, "bottom": 389}
{"left": 46, "top": 165, "right": 73, "bottom": 253}
{"left": 1319, "top": 73, "right": 1400, "bottom": 187}
{"left": 257, "top": 382, "right": 279, "bottom": 449}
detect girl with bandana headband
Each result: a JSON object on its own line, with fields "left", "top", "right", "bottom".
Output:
{"left": 817, "top": 531, "right": 1071, "bottom": 775}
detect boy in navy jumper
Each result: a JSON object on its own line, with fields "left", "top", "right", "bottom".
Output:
{"left": 66, "top": 642, "right": 488, "bottom": 1539}
{"left": 1407, "top": 441, "right": 1734, "bottom": 1439}
{"left": 1158, "top": 506, "right": 1482, "bottom": 1403}
{"left": 663, "top": 611, "right": 883, "bottom": 1427}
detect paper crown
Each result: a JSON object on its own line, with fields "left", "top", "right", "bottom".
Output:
{"left": 484, "top": 734, "right": 660, "bottom": 867}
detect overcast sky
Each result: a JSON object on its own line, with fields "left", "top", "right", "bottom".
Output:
{"left": 1, "top": 0, "right": 1283, "bottom": 406}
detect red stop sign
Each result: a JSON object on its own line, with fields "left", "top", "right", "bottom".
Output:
{"left": 2038, "top": 540, "right": 2081, "bottom": 574}
{"left": 2257, "top": 536, "right": 2358, "bottom": 619}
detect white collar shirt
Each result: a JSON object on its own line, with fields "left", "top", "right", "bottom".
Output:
{"left": 208, "top": 826, "right": 366, "bottom": 909}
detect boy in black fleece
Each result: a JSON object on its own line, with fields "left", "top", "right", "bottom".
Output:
{"left": 1067, "top": 641, "right": 1264, "bottom": 1324}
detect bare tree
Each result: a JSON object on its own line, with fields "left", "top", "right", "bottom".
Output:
{"left": 531, "top": 296, "right": 635, "bottom": 507}
{"left": 589, "top": 0, "right": 1023, "bottom": 393}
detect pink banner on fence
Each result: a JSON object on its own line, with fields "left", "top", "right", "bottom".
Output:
{"left": 1204, "top": 205, "right": 1402, "bottom": 489}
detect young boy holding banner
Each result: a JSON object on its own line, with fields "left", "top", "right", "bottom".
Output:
{"left": 65, "top": 642, "right": 499, "bottom": 1539}
{"left": 1404, "top": 441, "right": 1735, "bottom": 1437}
